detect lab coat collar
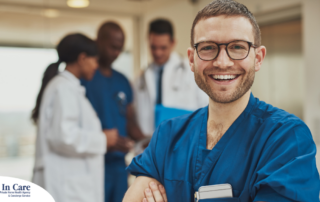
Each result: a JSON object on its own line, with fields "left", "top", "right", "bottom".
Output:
{"left": 146, "top": 52, "right": 176, "bottom": 102}
{"left": 150, "top": 52, "right": 181, "bottom": 71}
{"left": 60, "top": 70, "right": 85, "bottom": 94}
{"left": 145, "top": 52, "right": 184, "bottom": 103}
{"left": 60, "top": 70, "right": 81, "bottom": 86}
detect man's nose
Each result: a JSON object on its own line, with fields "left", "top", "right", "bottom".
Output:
{"left": 155, "top": 49, "right": 163, "bottom": 56}
{"left": 212, "top": 46, "right": 234, "bottom": 68}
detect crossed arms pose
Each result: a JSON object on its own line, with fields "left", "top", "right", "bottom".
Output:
{"left": 123, "top": 1, "right": 320, "bottom": 202}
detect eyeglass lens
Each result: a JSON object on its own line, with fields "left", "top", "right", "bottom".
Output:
{"left": 197, "top": 41, "right": 250, "bottom": 60}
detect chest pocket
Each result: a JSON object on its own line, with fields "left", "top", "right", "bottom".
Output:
{"left": 163, "top": 179, "right": 240, "bottom": 202}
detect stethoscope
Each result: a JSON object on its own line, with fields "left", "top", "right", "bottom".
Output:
{"left": 139, "top": 55, "right": 187, "bottom": 91}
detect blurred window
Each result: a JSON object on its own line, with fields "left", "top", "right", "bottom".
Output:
{"left": 0, "top": 46, "right": 57, "bottom": 180}
{"left": 0, "top": 47, "right": 58, "bottom": 112}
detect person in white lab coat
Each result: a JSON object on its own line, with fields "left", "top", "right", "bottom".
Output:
{"left": 31, "top": 33, "right": 116, "bottom": 202}
{"left": 134, "top": 19, "right": 208, "bottom": 136}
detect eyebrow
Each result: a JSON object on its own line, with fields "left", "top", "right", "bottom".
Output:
{"left": 194, "top": 39, "right": 249, "bottom": 44}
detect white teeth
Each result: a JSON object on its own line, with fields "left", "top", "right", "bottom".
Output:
{"left": 213, "top": 75, "right": 236, "bottom": 80}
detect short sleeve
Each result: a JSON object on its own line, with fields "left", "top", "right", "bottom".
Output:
{"left": 125, "top": 78, "right": 133, "bottom": 104}
{"left": 126, "top": 125, "right": 162, "bottom": 183}
{"left": 251, "top": 123, "right": 320, "bottom": 202}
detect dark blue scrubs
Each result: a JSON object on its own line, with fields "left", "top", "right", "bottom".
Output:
{"left": 81, "top": 69, "right": 133, "bottom": 202}
{"left": 127, "top": 94, "right": 320, "bottom": 202}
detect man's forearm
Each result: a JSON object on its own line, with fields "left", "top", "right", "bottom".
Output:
{"left": 126, "top": 104, "right": 145, "bottom": 141}
{"left": 123, "top": 176, "right": 161, "bottom": 202}
{"left": 127, "top": 122, "right": 145, "bottom": 141}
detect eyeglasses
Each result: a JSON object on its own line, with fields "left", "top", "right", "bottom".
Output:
{"left": 194, "top": 40, "right": 258, "bottom": 61}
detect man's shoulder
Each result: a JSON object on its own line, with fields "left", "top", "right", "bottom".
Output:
{"left": 112, "top": 69, "right": 130, "bottom": 82}
{"left": 89, "top": 69, "right": 130, "bottom": 83}
{"left": 252, "top": 97, "right": 303, "bottom": 125}
{"left": 251, "top": 97, "right": 310, "bottom": 140}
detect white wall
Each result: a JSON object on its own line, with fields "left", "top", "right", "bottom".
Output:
{"left": 302, "top": 0, "right": 320, "bottom": 144}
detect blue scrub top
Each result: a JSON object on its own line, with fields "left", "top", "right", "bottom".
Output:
{"left": 127, "top": 93, "right": 320, "bottom": 202}
{"left": 81, "top": 69, "right": 133, "bottom": 162}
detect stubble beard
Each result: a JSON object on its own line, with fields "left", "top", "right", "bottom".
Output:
{"left": 194, "top": 63, "right": 255, "bottom": 104}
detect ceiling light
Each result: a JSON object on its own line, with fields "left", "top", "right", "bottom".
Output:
{"left": 42, "top": 9, "right": 60, "bottom": 18}
{"left": 67, "top": 0, "right": 90, "bottom": 8}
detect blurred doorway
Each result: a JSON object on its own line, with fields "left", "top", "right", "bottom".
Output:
{"left": 252, "top": 20, "right": 303, "bottom": 119}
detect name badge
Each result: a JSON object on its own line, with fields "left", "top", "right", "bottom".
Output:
{"left": 194, "top": 184, "right": 233, "bottom": 202}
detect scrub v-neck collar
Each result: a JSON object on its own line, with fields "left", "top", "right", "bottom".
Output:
{"left": 194, "top": 93, "right": 256, "bottom": 190}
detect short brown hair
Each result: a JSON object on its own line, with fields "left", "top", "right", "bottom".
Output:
{"left": 191, "top": 0, "right": 261, "bottom": 47}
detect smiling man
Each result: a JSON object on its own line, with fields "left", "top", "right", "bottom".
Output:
{"left": 123, "top": 0, "right": 320, "bottom": 202}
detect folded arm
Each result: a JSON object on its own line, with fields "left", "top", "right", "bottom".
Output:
{"left": 123, "top": 176, "right": 163, "bottom": 202}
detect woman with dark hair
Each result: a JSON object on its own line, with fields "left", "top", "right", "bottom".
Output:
{"left": 31, "top": 33, "right": 115, "bottom": 202}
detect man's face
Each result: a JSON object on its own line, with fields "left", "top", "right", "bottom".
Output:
{"left": 188, "top": 15, "right": 265, "bottom": 103}
{"left": 98, "top": 30, "right": 124, "bottom": 67}
{"left": 79, "top": 54, "right": 99, "bottom": 80}
{"left": 149, "top": 33, "right": 175, "bottom": 66}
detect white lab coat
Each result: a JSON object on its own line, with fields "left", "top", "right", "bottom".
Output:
{"left": 134, "top": 52, "right": 208, "bottom": 136}
{"left": 32, "top": 71, "right": 106, "bottom": 202}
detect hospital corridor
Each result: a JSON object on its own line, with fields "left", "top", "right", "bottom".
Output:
{"left": 0, "top": 0, "right": 319, "bottom": 201}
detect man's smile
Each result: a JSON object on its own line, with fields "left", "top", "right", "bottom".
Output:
{"left": 208, "top": 74, "right": 241, "bottom": 85}
{"left": 211, "top": 74, "right": 239, "bottom": 80}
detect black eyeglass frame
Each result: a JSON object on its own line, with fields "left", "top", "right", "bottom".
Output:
{"left": 193, "top": 40, "right": 259, "bottom": 61}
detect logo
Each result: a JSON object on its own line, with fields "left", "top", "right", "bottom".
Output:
{"left": 0, "top": 176, "right": 55, "bottom": 201}
{"left": 115, "top": 91, "right": 127, "bottom": 116}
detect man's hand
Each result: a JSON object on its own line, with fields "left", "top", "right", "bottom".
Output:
{"left": 113, "top": 136, "right": 134, "bottom": 153}
{"left": 127, "top": 104, "right": 146, "bottom": 141}
{"left": 142, "top": 181, "right": 167, "bottom": 202}
{"left": 142, "top": 139, "right": 150, "bottom": 149}
{"left": 104, "top": 129, "right": 118, "bottom": 148}
{"left": 104, "top": 129, "right": 134, "bottom": 153}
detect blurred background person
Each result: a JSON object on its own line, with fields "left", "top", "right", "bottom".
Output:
{"left": 81, "top": 21, "right": 146, "bottom": 202}
{"left": 31, "top": 33, "right": 113, "bottom": 202}
{"left": 134, "top": 19, "right": 208, "bottom": 137}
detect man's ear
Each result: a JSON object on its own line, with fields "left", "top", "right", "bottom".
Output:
{"left": 169, "top": 38, "right": 176, "bottom": 52}
{"left": 187, "top": 47, "right": 195, "bottom": 72}
{"left": 254, "top": 46, "right": 266, "bottom": 72}
{"left": 171, "top": 38, "right": 176, "bottom": 47}
{"left": 77, "top": 52, "right": 87, "bottom": 62}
